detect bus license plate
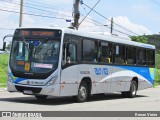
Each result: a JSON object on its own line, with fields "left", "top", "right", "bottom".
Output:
{"left": 23, "top": 90, "right": 33, "bottom": 95}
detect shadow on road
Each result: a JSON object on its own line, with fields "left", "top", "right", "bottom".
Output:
{"left": 0, "top": 93, "right": 148, "bottom": 105}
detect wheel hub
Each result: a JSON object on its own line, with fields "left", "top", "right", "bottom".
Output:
{"left": 132, "top": 84, "right": 136, "bottom": 95}
{"left": 79, "top": 86, "right": 87, "bottom": 100}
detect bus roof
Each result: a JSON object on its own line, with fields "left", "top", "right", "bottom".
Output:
{"left": 17, "top": 27, "right": 155, "bottom": 49}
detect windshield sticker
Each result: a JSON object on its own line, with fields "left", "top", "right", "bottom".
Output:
{"left": 25, "top": 62, "right": 30, "bottom": 71}
{"left": 34, "top": 63, "right": 53, "bottom": 69}
{"left": 17, "top": 61, "right": 24, "bottom": 65}
{"left": 34, "top": 41, "right": 40, "bottom": 46}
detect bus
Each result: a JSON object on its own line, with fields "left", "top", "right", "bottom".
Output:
{"left": 6, "top": 27, "right": 155, "bottom": 102}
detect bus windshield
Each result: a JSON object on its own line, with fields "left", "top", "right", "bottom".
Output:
{"left": 9, "top": 29, "right": 61, "bottom": 79}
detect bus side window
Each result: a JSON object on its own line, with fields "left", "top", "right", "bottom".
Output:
{"left": 114, "top": 44, "right": 125, "bottom": 64}
{"left": 126, "top": 46, "right": 136, "bottom": 65}
{"left": 98, "top": 42, "right": 112, "bottom": 64}
{"left": 62, "top": 43, "right": 77, "bottom": 65}
{"left": 82, "top": 39, "right": 98, "bottom": 63}
{"left": 137, "top": 48, "right": 146, "bottom": 66}
{"left": 146, "top": 50, "right": 155, "bottom": 67}
{"left": 68, "top": 44, "right": 77, "bottom": 63}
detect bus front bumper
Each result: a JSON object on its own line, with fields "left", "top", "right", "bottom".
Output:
{"left": 7, "top": 81, "right": 60, "bottom": 96}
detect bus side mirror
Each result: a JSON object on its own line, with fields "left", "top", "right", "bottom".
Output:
{"left": 2, "top": 42, "right": 6, "bottom": 51}
{"left": 0, "top": 34, "right": 14, "bottom": 51}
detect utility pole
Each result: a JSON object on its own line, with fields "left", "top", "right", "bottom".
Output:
{"left": 110, "top": 17, "right": 113, "bottom": 34}
{"left": 19, "top": 0, "right": 24, "bottom": 27}
{"left": 73, "top": 0, "right": 80, "bottom": 30}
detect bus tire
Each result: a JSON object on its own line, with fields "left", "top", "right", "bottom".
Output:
{"left": 122, "top": 81, "right": 137, "bottom": 98}
{"left": 35, "top": 95, "right": 48, "bottom": 100}
{"left": 121, "top": 92, "right": 127, "bottom": 97}
{"left": 74, "top": 81, "right": 88, "bottom": 102}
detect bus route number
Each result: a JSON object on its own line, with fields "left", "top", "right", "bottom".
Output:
{"left": 94, "top": 68, "right": 108, "bottom": 75}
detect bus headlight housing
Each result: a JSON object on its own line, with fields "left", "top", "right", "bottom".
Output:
{"left": 8, "top": 73, "right": 13, "bottom": 83}
{"left": 47, "top": 75, "right": 58, "bottom": 86}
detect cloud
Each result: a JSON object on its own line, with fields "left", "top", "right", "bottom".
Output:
{"left": 107, "top": 16, "right": 151, "bottom": 36}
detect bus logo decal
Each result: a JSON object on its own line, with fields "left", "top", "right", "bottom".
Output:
{"left": 94, "top": 68, "right": 108, "bottom": 75}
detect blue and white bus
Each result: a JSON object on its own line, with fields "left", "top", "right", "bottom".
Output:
{"left": 6, "top": 27, "right": 155, "bottom": 102}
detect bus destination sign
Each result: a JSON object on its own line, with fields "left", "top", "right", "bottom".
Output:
{"left": 20, "top": 30, "right": 55, "bottom": 37}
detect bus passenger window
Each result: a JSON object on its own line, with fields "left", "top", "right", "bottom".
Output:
{"left": 137, "top": 48, "right": 146, "bottom": 66}
{"left": 146, "top": 50, "right": 155, "bottom": 67}
{"left": 113, "top": 44, "right": 125, "bottom": 64}
{"left": 82, "top": 39, "right": 98, "bottom": 63}
{"left": 68, "top": 44, "right": 77, "bottom": 63}
{"left": 126, "top": 46, "right": 136, "bottom": 65}
{"left": 62, "top": 43, "right": 77, "bottom": 65}
{"left": 98, "top": 42, "right": 112, "bottom": 64}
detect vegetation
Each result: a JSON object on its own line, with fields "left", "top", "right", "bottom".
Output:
{"left": 155, "top": 69, "right": 160, "bottom": 86}
{"left": 155, "top": 54, "right": 160, "bottom": 86}
{"left": 131, "top": 36, "right": 148, "bottom": 44}
{"left": 0, "top": 54, "right": 9, "bottom": 88}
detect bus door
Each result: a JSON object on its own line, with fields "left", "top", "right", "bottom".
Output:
{"left": 60, "top": 35, "right": 79, "bottom": 96}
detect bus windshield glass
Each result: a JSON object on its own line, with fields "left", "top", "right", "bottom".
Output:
{"left": 10, "top": 29, "right": 62, "bottom": 78}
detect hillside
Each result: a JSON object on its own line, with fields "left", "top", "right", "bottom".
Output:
{"left": 145, "top": 35, "right": 160, "bottom": 53}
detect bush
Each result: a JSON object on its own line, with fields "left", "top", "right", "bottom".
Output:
{"left": 0, "top": 54, "right": 9, "bottom": 87}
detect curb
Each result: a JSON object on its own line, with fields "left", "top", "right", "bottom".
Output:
{"left": 0, "top": 88, "right": 7, "bottom": 91}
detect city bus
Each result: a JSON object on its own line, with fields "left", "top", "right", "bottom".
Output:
{"left": 6, "top": 27, "right": 155, "bottom": 102}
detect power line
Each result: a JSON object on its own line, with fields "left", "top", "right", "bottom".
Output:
{"left": 26, "top": 0, "right": 68, "bottom": 11}
{"left": 80, "top": 24, "right": 107, "bottom": 28}
{"left": 81, "top": 2, "right": 140, "bottom": 36}
{"left": 0, "top": 28, "right": 15, "bottom": 30}
{"left": 0, "top": 0, "right": 72, "bottom": 18}
{"left": 0, "top": 0, "right": 99, "bottom": 27}
{"left": 79, "top": 0, "right": 100, "bottom": 26}
{"left": 0, "top": 0, "right": 133, "bottom": 36}
{"left": 0, "top": 5, "right": 19, "bottom": 11}
{"left": 0, "top": 7, "right": 131, "bottom": 36}
{"left": 0, "top": 8, "right": 66, "bottom": 20}
{"left": 0, "top": 0, "right": 104, "bottom": 29}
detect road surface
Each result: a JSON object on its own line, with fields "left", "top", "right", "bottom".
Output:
{"left": 0, "top": 86, "right": 160, "bottom": 120}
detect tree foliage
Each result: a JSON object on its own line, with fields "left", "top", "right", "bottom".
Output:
{"left": 131, "top": 36, "right": 148, "bottom": 44}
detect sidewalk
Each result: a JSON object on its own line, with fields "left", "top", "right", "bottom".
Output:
{"left": 0, "top": 88, "right": 7, "bottom": 92}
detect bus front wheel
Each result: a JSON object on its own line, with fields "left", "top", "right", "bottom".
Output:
{"left": 74, "top": 81, "right": 88, "bottom": 102}
{"left": 35, "top": 95, "right": 48, "bottom": 100}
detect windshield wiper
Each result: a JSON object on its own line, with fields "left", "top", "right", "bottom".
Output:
{"left": 22, "top": 36, "right": 30, "bottom": 52}
{"left": 34, "top": 38, "right": 49, "bottom": 54}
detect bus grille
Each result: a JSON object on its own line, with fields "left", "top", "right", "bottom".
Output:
{"left": 15, "top": 85, "right": 42, "bottom": 93}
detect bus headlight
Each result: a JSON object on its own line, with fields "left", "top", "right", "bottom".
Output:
{"left": 47, "top": 75, "right": 58, "bottom": 86}
{"left": 8, "top": 73, "right": 13, "bottom": 83}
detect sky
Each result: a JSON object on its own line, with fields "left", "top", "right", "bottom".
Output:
{"left": 0, "top": 0, "right": 160, "bottom": 48}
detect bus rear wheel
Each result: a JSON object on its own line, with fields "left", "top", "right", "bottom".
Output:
{"left": 74, "top": 81, "right": 88, "bottom": 102}
{"left": 121, "top": 81, "right": 137, "bottom": 98}
{"left": 35, "top": 95, "right": 48, "bottom": 100}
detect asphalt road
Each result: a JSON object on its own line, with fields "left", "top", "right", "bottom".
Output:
{"left": 0, "top": 86, "right": 160, "bottom": 120}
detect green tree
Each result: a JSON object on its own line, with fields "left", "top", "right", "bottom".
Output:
{"left": 131, "top": 36, "right": 148, "bottom": 44}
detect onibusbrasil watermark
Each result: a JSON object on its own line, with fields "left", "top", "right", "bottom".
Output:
{"left": 0, "top": 111, "right": 160, "bottom": 117}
